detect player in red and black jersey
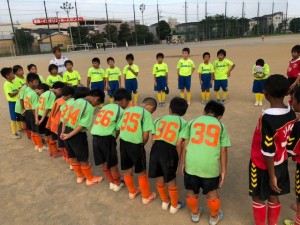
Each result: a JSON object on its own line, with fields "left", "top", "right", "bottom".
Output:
{"left": 249, "top": 75, "right": 296, "bottom": 225}
{"left": 287, "top": 45, "right": 300, "bottom": 90}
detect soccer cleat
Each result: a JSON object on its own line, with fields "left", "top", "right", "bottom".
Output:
{"left": 109, "top": 182, "right": 114, "bottom": 190}
{"left": 129, "top": 187, "right": 141, "bottom": 200}
{"left": 169, "top": 201, "right": 185, "bottom": 214}
{"left": 191, "top": 207, "right": 203, "bottom": 223}
{"left": 12, "top": 134, "right": 21, "bottom": 139}
{"left": 161, "top": 201, "right": 170, "bottom": 210}
{"left": 35, "top": 145, "right": 39, "bottom": 151}
{"left": 201, "top": 100, "right": 206, "bottom": 105}
{"left": 161, "top": 102, "right": 166, "bottom": 107}
{"left": 216, "top": 99, "right": 221, "bottom": 103}
{"left": 158, "top": 102, "right": 162, "bottom": 107}
{"left": 69, "top": 165, "right": 73, "bottom": 170}
{"left": 221, "top": 100, "right": 226, "bottom": 105}
{"left": 187, "top": 100, "right": 191, "bottom": 106}
{"left": 258, "top": 102, "right": 263, "bottom": 106}
{"left": 86, "top": 176, "right": 104, "bottom": 187}
{"left": 38, "top": 148, "right": 44, "bottom": 153}
{"left": 209, "top": 210, "right": 224, "bottom": 225}
{"left": 53, "top": 151, "right": 63, "bottom": 158}
{"left": 254, "top": 102, "right": 259, "bottom": 106}
{"left": 142, "top": 192, "right": 157, "bottom": 205}
{"left": 283, "top": 220, "right": 294, "bottom": 225}
{"left": 77, "top": 177, "right": 86, "bottom": 184}
{"left": 113, "top": 182, "right": 124, "bottom": 192}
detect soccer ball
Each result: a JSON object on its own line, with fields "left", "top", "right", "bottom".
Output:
{"left": 254, "top": 66, "right": 264, "bottom": 77}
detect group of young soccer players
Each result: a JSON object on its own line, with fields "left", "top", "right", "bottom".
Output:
{"left": 2, "top": 44, "right": 300, "bottom": 224}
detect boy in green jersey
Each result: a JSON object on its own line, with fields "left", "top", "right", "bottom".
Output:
{"left": 61, "top": 87, "right": 105, "bottom": 186}
{"left": 118, "top": 97, "right": 157, "bottom": 205}
{"left": 91, "top": 88, "right": 131, "bottom": 192}
{"left": 153, "top": 53, "right": 168, "bottom": 107}
{"left": 149, "top": 97, "right": 188, "bottom": 214}
{"left": 105, "top": 57, "right": 122, "bottom": 103}
{"left": 46, "top": 64, "right": 63, "bottom": 88}
{"left": 63, "top": 60, "right": 82, "bottom": 89}
{"left": 179, "top": 100, "right": 231, "bottom": 224}
{"left": 87, "top": 57, "right": 105, "bottom": 91}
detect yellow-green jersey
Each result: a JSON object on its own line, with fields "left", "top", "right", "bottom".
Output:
{"left": 46, "top": 75, "right": 63, "bottom": 87}
{"left": 253, "top": 64, "right": 270, "bottom": 80}
{"left": 198, "top": 63, "right": 214, "bottom": 75}
{"left": 87, "top": 67, "right": 105, "bottom": 82}
{"left": 13, "top": 76, "right": 26, "bottom": 89}
{"left": 63, "top": 70, "right": 81, "bottom": 86}
{"left": 153, "top": 115, "right": 187, "bottom": 146}
{"left": 15, "top": 85, "right": 29, "bottom": 114}
{"left": 37, "top": 90, "right": 56, "bottom": 117}
{"left": 23, "top": 87, "right": 39, "bottom": 110}
{"left": 105, "top": 67, "right": 122, "bottom": 81}
{"left": 213, "top": 59, "right": 234, "bottom": 80}
{"left": 177, "top": 59, "right": 195, "bottom": 76}
{"left": 153, "top": 63, "right": 168, "bottom": 77}
{"left": 3, "top": 80, "right": 18, "bottom": 102}
{"left": 123, "top": 64, "right": 139, "bottom": 79}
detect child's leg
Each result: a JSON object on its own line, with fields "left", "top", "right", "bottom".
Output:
{"left": 157, "top": 91, "right": 162, "bottom": 103}
{"left": 252, "top": 196, "right": 267, "bottom": 225}
{"left": 201, "top": 89, "right": 206, "bottom": 101}
{"left": 10, "top": 120, "right": 17, "bottom": 135}
{"left": 44, "top": 135, "right": 52, "bottom": 156}
{"left": 80, "top": 161, "right": 104, "bottom": 186}
{"left": 70, "top": 158, "right": 85, "bottom": 183}
{"left": 124, "top": 168, "right": 138, "bottom": 194}
{"left": 168, "top": 178, "right": 179, "bottom": 208}
{"left": 180, "top": 89, "right": 185, "bottom": 99}
{"left": 138, "top": 170, "right": 151, "bottom": 199}
{"left": 206, "top": 190, "right": 220, "bottom": 220}
{"left": 102, "top": 163, "right": 114, "bottom": 184}
{"left": 110, "top": 165, "right": 121, "bottom": 186}
{"left": 133, "top": 92, "right": 138, "bottom": 106}
{"left": 161, "top": 91, "right": 166, "bottom": 103}
{"left": 255, "top": 93, "right": 260, "bottom": 104}
{"left": 205, "top": 89, "right": 210, "bottom": 101}
{"left": 186, "top": 190, "right": 199, "bottom": 215}
{"left": 259, "top": 92, "right": 264, "bottom": 103}
{"left": 156, "top": 176, "right": 169, "bottom": 204}
{"left": 267, "top": 195, "right": 281, "bottom": 225}
{"left": 109, "top": 95, "right": 114, "bottom": 103}
{"left": 187, "top": 89, "right": 191, "bottom": 103}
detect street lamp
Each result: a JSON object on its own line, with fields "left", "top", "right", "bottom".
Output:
{"left": 139, "top": 4, "right": 145, "bottom": 25}
{"left": 60, "top": 1, "right": 74, "bottom": 46}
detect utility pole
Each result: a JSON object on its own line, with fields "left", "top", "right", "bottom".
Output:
{"left": 271, "top": 1, "right": 274, "bottom": 34}
{"left": 133, "top": 0, "right": 138, "bottom": 45}
{"left": 285, "top": 1, "right": 288, "bottom": 33}
{"left": 60, "top": 1, "right": 74, "bottom": 46}
{"left": 157, "top": 0, "right": 160, "bottom": 42}
{"left": 205, "top": 1, "right": 208, "bottom": 39}
{"left": 185, "top": 1, "right": 187, "bottom": 38}
{"left": 257, "top": 1, "right": 260, "bottom": 35}
{"left": 6, "top": 0, "right": 18, "bottom": 54}
{"left": 74, "top": 0, "right": 81, "bottom": 44}
{"left": 196, "top": 0, "right": 199, "bottom": 40}
{"left": 224, "top": 1, "right": 227, "bottom": 38}
{"left": 56, "top": 11, "right": 60, "bottom": 32}
{"left": 43, "top": 1, "right": 53, "bottom": 49}
{"left": 105, "top": 0, "right": 111, "bottom": 41}
{"left": 139, "top": 4, "right": 145, "bottom": 25}
{"left": 241, "top": 1, "right": 245, "bottom": 37}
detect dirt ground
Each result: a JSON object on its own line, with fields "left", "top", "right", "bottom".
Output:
{"left": 0, "top": 34, "right": 299, "bottom": 225}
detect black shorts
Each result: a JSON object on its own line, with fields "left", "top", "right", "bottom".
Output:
{"left": 24, "top": 110, "right": 39, "bottom": 133}
{"left": 51, "top": 132, "right": 58, "bottom": 141}
{"left": 249, "top": 160, "right": 290, "bottom": 201}
{"left": 288, "top": 78, "right": 297, "bottom": 87}
{"left": 38, "top": 116, "right": 51, "bottom": 136}
{"left": 64, "top": 126, "right": 89, "bottom": 162}
{"left": 57, "top": 122, "right": 65, "bottom": 148}
{"left": 148, "top": 141, "right": 178, "bottom": 183}
{"left": 296, "top": 163, "right": 300, "bottom": 202}
{"left": 93, "top": 135, "right": 118, "bottom": 168}
{"left": 16, "top": 113, "right": 25, "bottom": 122}
{"left": 184, "top": 171, "right": 219, "bottom": 195}
{"left": 120, "top": 139, "right": 146, "bottom": 173}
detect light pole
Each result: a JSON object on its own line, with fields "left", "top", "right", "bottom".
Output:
{"left": 60, "top": 1, "right": 74, "bottom": 46}
{"left": 139, "top": 4, "right": 145, "bottom": 25}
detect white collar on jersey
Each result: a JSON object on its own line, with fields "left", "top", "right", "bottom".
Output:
{"left": 290, "top": 57, "right": 300, "bottom": 63}
{"left": 263, "top": 105, "right": 291, "bottom": 115}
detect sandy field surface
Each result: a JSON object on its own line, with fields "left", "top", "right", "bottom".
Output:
{"left": 0, "top": 34, "right": 300, "bottom": 225}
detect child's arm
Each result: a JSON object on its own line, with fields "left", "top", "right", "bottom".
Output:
{"left": 180, "top": 138, "right": 188, "bottom": 175}
{"left": 291, "top": 75, "right": 300, "bottom": 90}
{"left": 264, "top": 155, "right": 281, "bottom": 193}
{"left": 177, "top": 69, "right": 180, "bottom": 80}
{"left": 123, "top": 74, "right": 126, "bottom": 88}
{"left": 227, "top": 64, "right": 236, "bottom": 77}
{"left": 191, "top": 67, "right": 195, "bottom": 75}
{"left": 128, "top": 67, "right": 138, "bottom": 77}
{"left": 8, "top": 90, "right": 19, "bottom": 98}
{"left": 211, "top": 72, "right": 214, "bottom": 85}
{"left": 176, "top": 138, "right": 184, "bottom": 170}
{"left": 38, "top": 109, "right": 50, "bottom": 125}
{"left": 61, "top": 125, "right": 83, "bottom": 140}
{"left": 166, "top": 72, "right": 169, "bottom": 84}
{"left": 20, "top": 99, "right": 25, "bottom": 115}
{"left": 143, "top": 131, "right": 150, "bottom": 145}
{"left": 219, "top": 147, "right": 228, "bottom": 188}
{"left": 199, "top": 73, "right": 202, "bottom": 85}
{"left": 87, "top": 77, "right": 91, "bottom": 88}
{"left": 153, "top": 74, "right": 157, "bottom": 87}
{"left": 34, "top": 108, "right": 39, "bottom": 125}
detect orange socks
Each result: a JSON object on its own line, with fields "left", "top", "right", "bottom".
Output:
{"left": 124, "top": 175, "right": 137, "bottom": 194}
{"left": 138, "top": 174, "right": 151, "bottom": 199}
{"left": 81, "top": 164, "right": 95, "bottom": 181}
{"left": 31, "top": 133, "right": 38, "bottom": 146}
{"left": 156, "top": 183, "right": 169, "bottom": 203}
{"left": 111, "top": 171, "right": 121, "bottom": 186}
{"left": 186, "top": 197, "right": 199, "bottom": 215}
{"left": 168, "top": 186, "right": 179, "bottom": 208}
{"left": 45, "top": 136, "right": 52, "bottom": 154}
{"left": 34, "top": 133, "right": 43, "bottom": 149}
{"left": 207, "top": 198, "right": 221, "bottom": 218}
{"left": 102, "top": 164, "right": 114, "bottom": 183}
{"left": 71, "top": 163, "right": 84, "bottom": 178}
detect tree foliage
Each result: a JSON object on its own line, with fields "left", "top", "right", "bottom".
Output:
{"left": 13, "top": 29, "right": 34, "bottom": 54}
{"left": 118, "top": 23, "right": 133, "bottom": 45}
{"left": 290, "top": 18, "right": 300, "bottom": 33}
{"left": 156, "top": 20, "right": 171, "bottom": 40}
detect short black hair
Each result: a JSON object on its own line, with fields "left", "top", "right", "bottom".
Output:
{"left": 64, "top": 60, "right": 73, "bottom": 67}
{"left": 38, "top": 83, "right": 50, "bottom": 92}
{"left": 62, "top": 86, "right": 75, "bottom": 97}
{"left": 1, "top": 67, "right": 12, "bottom": 78}
{"left": 182, "top": 48, "right": 190, "bottom": 54}
{"left": 74, "top": 87, "right": 90, "bottom": 99}
{"left": 52, "top": 81, "right": 65, "bottom": 89}
{"left": 126, "top": 53, "right": 134, "bottom": 61}
{"left": 203, "top": 52, "right": 210, "bottom": 58}
{"left": 114, "top": 88, "right": 132, "bottom": 101}
{"left": 256, "top": 59, "right": 265, "bottom": 67}
{"left": 52, "top": 46, "right": 61, "bottom": 54}
{"left": 142, "top": 97, "right": 157, "bottom": 111}
{"left": 27, "top": 64, "right": 37, "bottom": 71}
{"left": 156, "top": 53, "right": 164, "bottom": 59}
{"left": 217, "top": 49, "right": 226, "bottom": 57}
{"left": 204, "top": 100, "right": 225, "bottom": 117}
{"left": 92, "top": 57, "right": 100, "bottom": 64}
{"left": 263, "top": 74, "right": 289, "bottom": 98}
{"left": 291, "top": 45, "right": 300, "bottom": 54}
{"left": 26, "top": 73, "right": 40, "bottom": 83}
{"left": 48, "top": 64, "right": 58, "bottom": 73}
{"left": 89, "top": 89, "right": 105, "bottom": 104}
{"left": 13, "top": 65, "right": 23, "bottom": 74}
{"left": 107, "top": 57, "right": 115, "bottom": 62}
{"left": 170, "top": 97, "right": 188, "bottom": 116}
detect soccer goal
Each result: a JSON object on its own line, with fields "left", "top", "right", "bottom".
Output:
{"left": 67, "top": 43, "right": 90, "bottom": 52}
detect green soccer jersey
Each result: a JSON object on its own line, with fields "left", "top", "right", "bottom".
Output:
{"left": 65, "top": 98, "right": 94, "bottom": 131}
{"left": 46, "top": 75, "right": 63, "bottom": 87}
{"left": 63, "top": 70, "right": 81, "bottom": 86}
{"left": 105, "top": 67, "right": 121, "bottom": 81}
{"left": 15, "top": 85, "right": 29, "bottom": 114}
{"left": 24, "top": 87, "right": 39, "bottom": 110}
{"left": 153, "top": 63, "right": 168, "bottom": 77}
{"left": 153, "top": 115, "right": 187, "bottom": 146}
{"left": 87, "top": 67, "right": 105, "bottom": 82}
{"left": 198, "top": 63, "right": 215, "bottom": 75}
{"left": 213, "top": 59, "right": 234, "bottom": 80}
{"left": 181, "top": 115, "right": 231, "bottom": 178}
{"left": 37, "top": 90, "right": 56, "bottom": 117}
{"left": 177, "top": 59, "right": 195, "bottom": 76}
{"left": 253, "top": 64, "right": 270, "bottom": 80}
{"left": 123, "top": 64, "right": 139, "bottom": 79}
{"left": 118, "top": 106, "right": 153, "bottom": 144}
{"left": 91, "top": 103, "right": 124, "bottom": 137}
{"left": 13, "top": 76, "right": 26, "bottom": 89}
{"left": 60, "top": 98, "right": 75, "bottom": 123}
{"left": 3, "top": 80, "right": 18, "bottom": 102}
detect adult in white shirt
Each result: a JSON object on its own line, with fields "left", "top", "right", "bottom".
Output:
{"left": 49, "top": 46, "right": 68, "bottom": 76}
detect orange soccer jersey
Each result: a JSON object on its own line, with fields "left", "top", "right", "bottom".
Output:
{"left": 46, "top": 97, "right": 65, "bottom": 134}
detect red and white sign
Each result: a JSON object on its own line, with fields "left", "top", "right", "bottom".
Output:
{"left": 33, "top": 17, "right": 84, "bottom": 25}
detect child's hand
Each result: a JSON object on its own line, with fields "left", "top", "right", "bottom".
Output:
{"left": 210, "top": 80, "right": 213, "bottom": 86}
{"left": 269, "top": 176, "right": 281, "bottom": 193}
{"left": 107, "top": 85, "right": 111, "bottom": 90}
{"left": 290, "top": 82, "right": 297, "bottom": 90}
{"left": 181, "top": 163, "right": 185, "bottom": 175}
{"left": 60, "top": 133, "right": 69, "bottom": 140}
{"left": 35, "top": 119, "right": 39, "bottom": 125}
{"left": 21, "top": 110, "right": 26, "bottom": 116}
{"left": 227, "top": 71, "right": 231, "bottom": 77}
{"left": 219, "top": 172, "right": 225, "bottom": 188}
{"left": 154, "top": 81, "right": 157, "bottom": 87}
{"left": 200, "top": 80, "right": 202, "bottom": 85}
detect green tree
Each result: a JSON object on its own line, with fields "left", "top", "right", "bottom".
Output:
{"left": 71, "top": 26, "right": 89, "bottom": 44}
{"left": 290, "top": 18, "right": 300, "bottom": 33}
{"left": 88, "top": 32, "right": 106, "bottom": 47}
{"left": 156, "top": 20, "right": 171, "bottom": 40}
{"left": 135, "top": 25, "right": 153, "bottom": 44}
{"left": 104, "top": 24, "right": 118, "bottom": 43}
{"left": 118, "top": 23, "right": 133, "bottom": 45}
{"left": 13, "top": 29, "right": 34, "bottom": 55}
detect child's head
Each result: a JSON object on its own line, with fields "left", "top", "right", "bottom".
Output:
{"left": 156, "top": 53, "right": 164, "bottom": 63}
{"left": 53, "top": 46, "right": 62, "bottom": 59}
{"left": 126, "top": 53, "right": 134, "bottom": 64}
{"left": 263, "top": 74, "right": 289, "bottom": 101}
{"left": 36, "top": 83, "right": 49, "bottom": 95}
{"left": 13, "top": 65, "right": 24, "bottom": 77}
{"left": 26, "top": 73, "right": 40, "bottom": 89}
{"left": 87, "top": 89, "right": 105, "bottom": 107}
{"left": 92, "top": 57, "right": 100, "bottom": 68}
{"left": 1, "top": 67, "right": 14, "bottom": 81}
{"left": 256, "top": 59, "right": 265, "bottom": 67}
{"left": 182, "top": 48, "right": 190, "bottom": 59}
{"left": 142, "top": 97, "right": 157, "bottom": 114}
{"left": 114, "top": 88, "right": 132, "bottom": 109}
{"left": 64, "top": 60, "right": 73, "bottom": 71}
{"left": 107, "top": 57, "right": 115, "bottom": 67}
{"left": 74, "top": 87, "right": 90, "bottom": 99}
{"left": 204, "top": 100, "right": 225, "bottom": 119}
{"left": 62, "top": 86, "right": 75, "bottom": 100}
{"left": 217, "top": 49, "right": 226, "bottom": 60}
{"left": 203, "top": 52, "right": 210, "bottom": 62}
{"left": 52, "top": 81, "right": 65, "bottom": 96}
{"left": 27, "top": 64, "right": 37, "bottom": 73}
{"left": 169, "top": 97, "right": 188, "bottom": 116}
{"left": 48, "top": 64, "right": 58, "bottom": 75}
{"left": 291, "top": 45, "right": 300, "bottom": 59}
